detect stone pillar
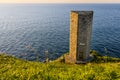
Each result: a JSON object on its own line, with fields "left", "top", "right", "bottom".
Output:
{"left": 65, "top": 11, "right": 93, "bottom": 63}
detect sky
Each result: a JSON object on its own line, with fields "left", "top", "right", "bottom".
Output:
{"left": 0, "top": 0, "right": 119, "bottom": 3}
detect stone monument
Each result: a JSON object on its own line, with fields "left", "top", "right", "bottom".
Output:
{"left": 65, "top": 11, "right": 93, "bottom": 63}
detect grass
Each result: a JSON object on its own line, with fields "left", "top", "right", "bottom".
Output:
{"left": 1, "top": 51, "right": 120, "bottom": 80}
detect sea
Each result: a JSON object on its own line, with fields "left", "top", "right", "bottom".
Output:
{"left": 0, "top": 4, "right": 120, "bottom": 61}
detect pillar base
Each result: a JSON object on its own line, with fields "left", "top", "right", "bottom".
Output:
{"left": 65, "top": 54, "right": 76, "bottom": 64}
{"left": 76, "top": 55, "right": 94, "bottom": 64}
{"left": 65, "top": 54, "right": 93, "bottom": 64}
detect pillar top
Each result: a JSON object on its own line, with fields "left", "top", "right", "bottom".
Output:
{"left": 71, "top": 11, "right": 93, "bottom": 15}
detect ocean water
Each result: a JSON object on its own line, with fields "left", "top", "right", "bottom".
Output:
{"left": 0, "top": 4, "right": 120, "bottom": 61}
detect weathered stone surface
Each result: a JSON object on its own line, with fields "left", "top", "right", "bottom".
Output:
{"left": 65, "top": 11, "right": 93, "bottom": 63}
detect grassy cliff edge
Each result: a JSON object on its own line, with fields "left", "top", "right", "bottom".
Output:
{"left": 1, "top": 51, "right": 120, "bottom": 80}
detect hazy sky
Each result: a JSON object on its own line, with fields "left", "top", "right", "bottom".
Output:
{"left": 0, "top": 0, "right": 119, "bottom": 3}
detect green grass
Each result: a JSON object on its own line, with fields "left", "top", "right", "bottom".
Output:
{"left": 1, "top": 51, "right": 120, "bottom": 80}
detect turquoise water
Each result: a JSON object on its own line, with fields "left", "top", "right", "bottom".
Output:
{"left": 0, "top": 4, "right": 120, "bottom": 61}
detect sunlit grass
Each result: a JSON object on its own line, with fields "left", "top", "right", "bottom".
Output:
{"left": 0, "top": 51, "right": 120, "bottom": 80}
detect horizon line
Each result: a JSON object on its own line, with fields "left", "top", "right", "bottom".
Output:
{"left": 0, "top": 2, "right": 120, "bottom": 4}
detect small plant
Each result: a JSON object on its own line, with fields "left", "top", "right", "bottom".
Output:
{"left": 45, "top": 50, "right": 49, "bottom": 63}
